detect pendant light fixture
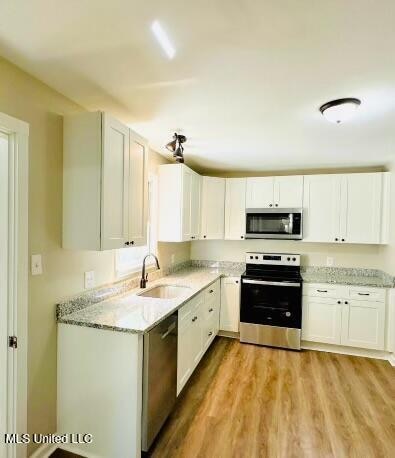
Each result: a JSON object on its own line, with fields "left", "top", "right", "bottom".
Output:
{"left": 165, "top": 133, "right": 187, "bottom": 163}
{"left": 320, "top": 98, "right": 361, "bottom": 124}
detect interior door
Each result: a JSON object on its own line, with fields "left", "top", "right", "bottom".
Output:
{"left": 128, "top": 130, "right": 148, "bottom": 246}
{"left": 301, "top": 297, "right": 342, "bottom": 344}
{"left": 0, "top": 133, "right": 9, "bottom": 458}
{"left": 225, "top": 178, "right": 246, "bottom": 240}
{"left": 101, "top": 113, "right": 130, "bottom": 250}
{"left": 200, "top": 176, "right": 225, "bottom": 239}
{"left": 340, "top": 173, "right": 382, "bottom": 244}
{"left": 341, "top": 300, "right": 385, "bottom": 350}
{"left": 302, "top": 174, "right": 341, "bottom": 243}
{"left": 274, "top": 175, "right": 303, "bottom": 208}
{"left": 246, "top": 177, "right": 274, "bottom": 208}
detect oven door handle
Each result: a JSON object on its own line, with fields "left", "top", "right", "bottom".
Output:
{"left": 242, "top": 279, "right": 301, "bottom": 287}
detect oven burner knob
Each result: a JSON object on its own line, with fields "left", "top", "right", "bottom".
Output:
{"left": 287, "top": 257, "right": 291, "bottom": 261}
{"left": 286, "top": 312, "right": 291, "bottom": 317}
{"left": 292, "top": 257, "right": 296, "bottom": 261}
{"left": 250, "top": 256, "right": 253, "bottom": 259}
{"left": 255, "top": 256, "right": 258, "bottom": 259}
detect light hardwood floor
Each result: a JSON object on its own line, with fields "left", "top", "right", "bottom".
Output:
{"left": 149, "top": 337, "right": 395, "bottom": 458}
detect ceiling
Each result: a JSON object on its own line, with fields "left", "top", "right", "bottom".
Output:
{"left": 1, "top": 0, "right": 394, "bottom": 172}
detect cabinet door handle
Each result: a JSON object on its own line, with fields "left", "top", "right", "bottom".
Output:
{"left": 203, "top": 235, "right": 207, "bottom": 239}
{"left": 341, "top": 238, "right": 345, "bottom": 242}
{"left": 317, "top": 290, "right": 328, "bottom": 293}
{"left": 192, "top": 316, "right": 198, "bottom": 322}
{"left": 241, "top": 235, "right": 244, "bottom": 239}
{"left": 269, "top": 204, "right": 273, "bottom": 207}
{"left": 337, "top": 301, "right": 341, "bottom": 304}
{"left": 358, "top": 293, "right": 370, "bottom": 296}
{"left": 275, "top": 203, "right": 279, "bottom": 207}
{"left": 335, "top": 238, "right": 339, "bottom": 241}
{"left": 235, "top": 281, "right": 239, "bottom": 284}
{"left": 209, "top": 308, "right": 214, "bottom": 313}
{"left": 209, "top": 289, "right": 214, "bottom": 293}
{"left": 125, "top": 241, "right": 130, "bottom": 246}
{"left": 344, "top": 301, "right": 349, "bottom": 304}
{"left": 208, "top": 331, "right": 213, "bottom": 337}
{"left": 130, "top": 241, "right": 134, "bottom": 245}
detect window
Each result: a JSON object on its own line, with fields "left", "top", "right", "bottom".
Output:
{"left": 115, "top": 174, "right": 158, "bottom": 277}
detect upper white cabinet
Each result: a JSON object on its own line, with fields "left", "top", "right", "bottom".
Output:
{"left": 303, "top": 172, "right": 389, "bottom": 244}
{"left": 224, "top": 178, "right": 246, "bottom": 240}
{"left": 303, "top": 174, "right": 341, "bottom": 243}
{"left": 158, "top": 164, "right": 201, "bottom": 242}
{"left": 246, "top": 176, "right": 303, "bottom": 208}
{"left": 63, "top": 111, "right": 148, "bottom": 251}
{"left": 200, "top": 176, "right": 225, "bottom": 240}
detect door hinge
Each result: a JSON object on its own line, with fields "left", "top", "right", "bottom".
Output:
{"left": 8, "top": 336, "right": 17, "bottom": 349}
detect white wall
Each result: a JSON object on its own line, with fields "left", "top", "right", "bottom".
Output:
{"left": 191, "top": 239, "right": 383, "bottom": 269}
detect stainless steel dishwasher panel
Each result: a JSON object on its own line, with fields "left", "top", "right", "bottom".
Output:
{"left": 142, "top": 312, "right": 178, "bottom": 452}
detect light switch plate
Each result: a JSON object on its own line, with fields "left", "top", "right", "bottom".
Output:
{"left": 326, "top": 257, "right": 334, "bottom": 267}
{"left": 84, "top": 271, "right": 95, "bottom": 289}
{"left": 31, "top": 254, "right": 43, "bottom": 275}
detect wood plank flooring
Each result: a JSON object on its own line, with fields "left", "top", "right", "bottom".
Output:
{"left": 149, "top": 337, "right": 395, "bottom": 458}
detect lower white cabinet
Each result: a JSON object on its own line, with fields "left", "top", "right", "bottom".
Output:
{"left": 302, "top": 284, "right": 387, "bottom": 350}
{"left": 341, "top": 300, "right": 385, "bottom": 350}
{"left": 177, "top": 280, "right": 220, "bottom": 395}
{"left": 302, "top": 297, "right": 342, "bottom": 344}
{"left": 220, "top": 277, "right": 241, "bottom": 332}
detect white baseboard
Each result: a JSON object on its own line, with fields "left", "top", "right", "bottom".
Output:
{"left": 302, "top": 341, "right": 393, "bottom": 364}
{"left": 388, "top": 354, "right": 395, "bottom": 367}
{"left": 29, "top": 443, "right": 57, "bottom": 458}
{"left": 218, "top": 330, "right": 239, "bottom": 339}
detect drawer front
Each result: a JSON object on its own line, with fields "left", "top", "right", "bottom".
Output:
{"left": 303, "top": 283, "right": 346, "bottom": 299}
{"left": 179, "top": 293, "right": 202, "bottom": 326}
{"left": 347, "top": 287, "right": 385, "bottom": 302}
{"left": 204, "top": 280, "right": 220, "bottom": 305}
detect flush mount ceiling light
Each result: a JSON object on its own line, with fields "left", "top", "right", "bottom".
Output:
{"left": 320, "top": 98, "right": 361, "bottom": 124}
{"left": 166, "top": 133, "right": 186, "bottom": 163}
{"left": 151, "top": 20, "right": 176, "bottom": 59}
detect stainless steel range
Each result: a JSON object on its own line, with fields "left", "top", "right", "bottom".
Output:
{"left": 240, "top": 252, "right": 302, "bottom": 350}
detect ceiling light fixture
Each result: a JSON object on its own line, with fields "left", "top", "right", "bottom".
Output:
{"left": 166, "top": 133, "right": 186, "bottom": 163}
{"left": 320, "top": 98, "right": 361, "bottom": 124}
{"left": 151, "top": 20, "right": 176, "bottom": 59}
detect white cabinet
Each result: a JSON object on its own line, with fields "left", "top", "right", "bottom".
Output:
{"left": 302, "top": 284, "right": 387, "bottom": 350}
{"left": 224, "top": 178, "right": 246, "bottom": 240}
{"left": 340, "top": 173, "right": 383, "bottom": 244}
{"left": 128, "top": 130, "right": 148, "bottom": 247}
{"left": 303, "top": 172, "right": 388, "bottom": 244}
{"left": 200, "top": 176, "right": 225, "bottom": 240}
{"left": 246, "top": 176, "right": 303, "bottom": 208}
{"left": 177, "top": 280, "right": 220, "bottom": 395}
{"left": 302, "top": 296, "right": 342, "bottom": 344}
{"left": 158, "top": 164, "right": 201, "bottom": 242}
{"left": 302, "top": 174, "right": 341, "bottom": 243}
{"left": 341, "top": 299, "right": 385, "bottom": 350}
{"left": 220, "top": 277, "right": 241, "bottom": 332}
{"left": 63, "top": 111, "right": 148, "bottom": 250}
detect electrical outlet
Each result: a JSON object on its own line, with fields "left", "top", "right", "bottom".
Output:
{"left": 326, "top": 257, "right": 334, "bottom": 267}
{"left": 84, "top": 271, "right": 95, "bottom": 289}
{"left": 31, "top": 254, "right": 43, "bottom": 275}
{"left": 171, "top": 254, "right": 175, "bottom": 265}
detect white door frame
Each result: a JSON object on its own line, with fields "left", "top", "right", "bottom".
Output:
{"left": 0, "top": 112, "right": 29, "bottom": 458}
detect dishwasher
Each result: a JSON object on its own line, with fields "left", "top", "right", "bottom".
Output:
{"left": 142, "top": 312, "right": 178, "bottom": 452}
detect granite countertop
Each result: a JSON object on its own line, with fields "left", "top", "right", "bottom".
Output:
{"left": 301, "top": 267, "right": 394, "bottom": 288}
{"left": 57, "top": 267, "right": 242, "bottom": 335}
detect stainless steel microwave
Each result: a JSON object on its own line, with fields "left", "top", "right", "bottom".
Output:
{"left": 245, "top": 208, "right": 303, "bottom": 240}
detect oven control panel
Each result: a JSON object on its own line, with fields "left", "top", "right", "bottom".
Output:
{"left": 245, "top": 252, "right": 301, "bottom": 266}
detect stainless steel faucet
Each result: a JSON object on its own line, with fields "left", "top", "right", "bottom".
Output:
{"left": 140, "top": 253, "right": 160, "bottom": 288}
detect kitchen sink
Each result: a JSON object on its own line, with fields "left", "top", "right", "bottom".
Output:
{"left": 138, "top": 284, "right": 191, "bottom": 299}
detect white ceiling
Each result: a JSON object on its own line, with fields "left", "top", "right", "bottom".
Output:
{"left": 1, "top": 0, "right": 395, "bottom": 172}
